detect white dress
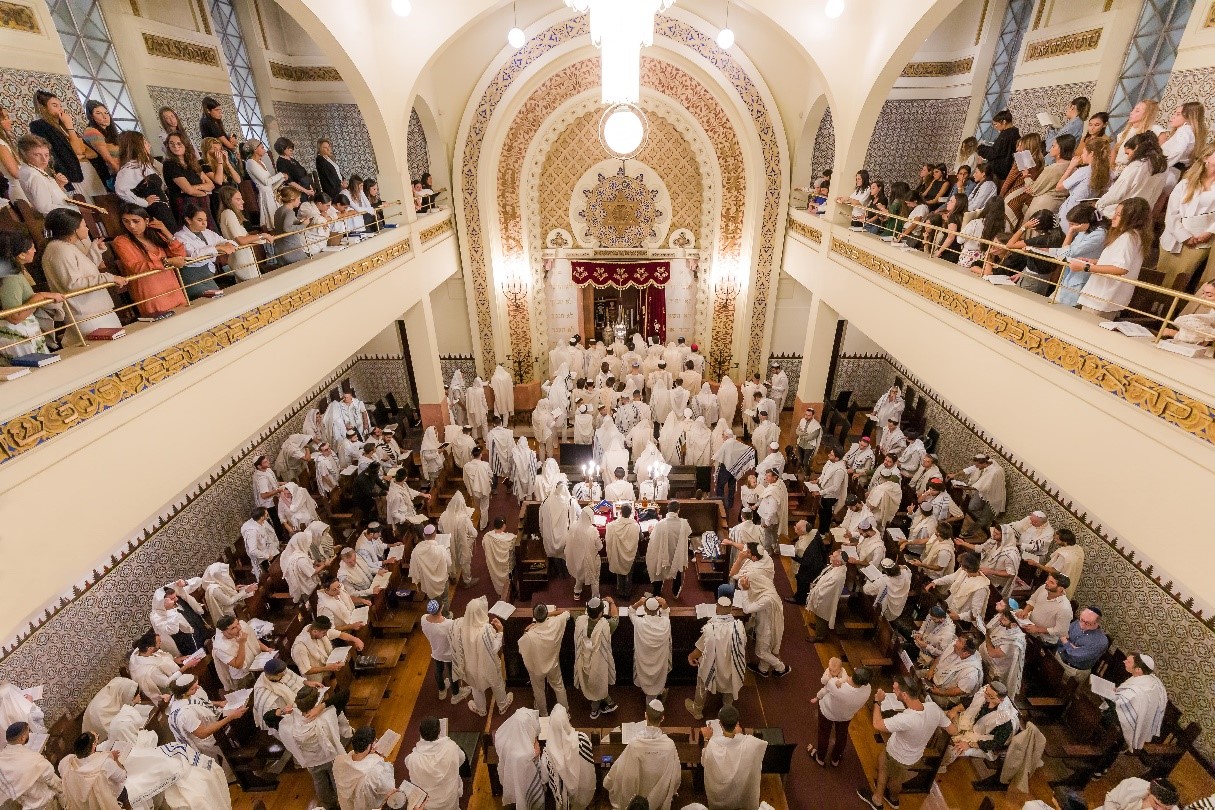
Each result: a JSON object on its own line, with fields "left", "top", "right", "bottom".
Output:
{"left": 218, "top": 208, "right": 259, "bottom": 280}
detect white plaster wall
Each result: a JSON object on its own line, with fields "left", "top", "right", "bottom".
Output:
{"left": 769, "top": 270, "right": 816, "bottom": 354}
{"left": 432, "top": 273, "right": 476, "bottom": 356}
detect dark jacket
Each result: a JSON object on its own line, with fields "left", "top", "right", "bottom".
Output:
{"left": 316, "top": 156, "right": 342, "bottom": 201}
{"left": 29, "top": 119, "right": 84, "bottom": 184}
{"left": 977, "top": 126, "right": 1021, "bottom": 182}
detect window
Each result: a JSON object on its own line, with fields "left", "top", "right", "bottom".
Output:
{"left": 208, "top": 0, "right": 267, "bottom": 143}
{"left": 974, "top": 0, "right": 1035, "bottom": 142}
{"left": 47, "top": 0, "right": 140, "bottom": 131}
{"left": 1107, "top": 0, "right": 1197, "bottom": 136}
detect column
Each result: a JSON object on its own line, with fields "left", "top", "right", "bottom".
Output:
{"left": 402, "top": 293, "right": 448, "bottom": 430}
{"left": 794, "top": 294, "right": 840, "bottom": 416}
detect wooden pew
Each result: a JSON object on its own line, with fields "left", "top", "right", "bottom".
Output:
{"left": 1040, "top": 690, "right": 1123, "bottom": 789}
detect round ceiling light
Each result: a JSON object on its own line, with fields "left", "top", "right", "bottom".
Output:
{"left": 507, "top": 27, "right": 526, "bottom": 48}
{"left": 716, "top": 27, "right": 735, "bottom": 49}
{"left": 600, "top": 104, "right": 647, "bottom": 158}
{"left": 825, "top": 0, "right": 844, "bottom": 18}
{"left": 391, "top": 0, "right": 412, "bottom": 16}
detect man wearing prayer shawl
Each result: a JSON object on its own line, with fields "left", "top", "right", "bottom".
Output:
{"left": 439, "top": 491, "right": 479, "bottom": 587}
{"left": 646, "top": 502, "right": 691, "bottom": 599}
{"left": 282, "top": 532, "right": 327, "bottom": 604}
{"left": 953, "top": 453, "right": 1007, "bottom": 533}
{"left": 107, "top": 714, "right": 233, "bottom": 808}
{"left": 683, "top": 416, "right": 713, "bottom": 467}
{"left": 419, "top": 426, "right": 445, "bottom": 483}
{"left": 1034, "top": 528, "right": 1084, "bottom": 598}
{"left": 465, "top": 377, "right": 490, "bottom": 440}
{"left": 83, "top": 678, "right": 139, "bottom": 743}
{"left": 692, "top": 383, "right": 718, "bottom": 425}
{"left": 213, "top": 615, "right": 272, "bottom": 691}
{"left": 702, "top": 704, "right": 767, "bottom": 810}
{"left": 535, "top": 458, "right": 564, "bottom": 503}
{"left": 606, "top": 503, "right": 641, "bottom": 598}
{"left": 60, "top": 731, "right": 125, "bottom": 810}
{"left": 755, "top": 441, "right": 785, "bottom": 481}
{"left": 483, "top": 517, "right": 516, "bottom": 604}
{"left": 713, "top": 432, "right": 756, "bottom": 513}
{"left": 603, "top": 700, "right": 681, "bottom": 810}
{"left": 128, "top": 633, "right": 183, "bottom": 702}
{"left": 451, "top": 597, "right": 513, "bottom": 716}
{"left": 631, "top": 596, "right": 672, "bottom": 703}
{"left": 549, "top": 340, "right": 574, "bottom": 381}
{"left": 493, "top": 708, "right": 544, "bottom": 810}
{"left": 240, "top": 508, "right": 280, "bottom": 581}
{"left": 686, "top": 590, "right": 746, "bottom": 719}
{"left": 567, "top": 507, "right": 603, "bottom": 601}
{"left": 806, "top": 550, "right": 849, "bottom": 641}
{"left": 405, "top": 716, "right": 466, "bottom": 810}
{"left": 447, "top": 371, "right": 467, "bottom": 426}
{"left": 649, "top": 378, "right": 674, "bottom": 425}
{"left": 387, "top": 469, "right": 427, "bottom": 531}
{"left": 669, "top": 383, "right": 691, "bottom": 419}
{"left": 273, "top": 432, "right": 312, "bottom": 483}
{"left": 867, "top": 469, "right": 904, "bottom": 530}
{"left": 768, "top": 363, "right": 789, "bottom": 410}
{"left": 981, "top": 609, "right": 1026, "bottom": 699}
{"left": 541, "top": 705, "right": 596, "bottom": 810}
{"left": 520, "top": 605, "right": 572, "bottom": 717}
{"left": 657, "top": 412, "right": 684, "bottom": 465}
{"left": 572, "top": 404, "right": 595, "bottom": 445}
{"left": 334, "top": 727, "right": 399, "bottom": 810}
{"left": 870, "top": 385, "right": 905, "bottom": 433}
{"left": 201, "top": 562, "right": 254, "bottom": 623}
{"left": 409, "top": 526, "right": 452, "bottom": 613}
{"left": 635, "top": 441, "right": 666, "bottom": 485}
{"left": 277, "top": 686, "right": 343, "bottom": 810}
{"left": 863, "top": 559, "right": 912, "bottom": 621}
{"left": 941, "top": 682, "right": 1020, "bottom": 770}
{"left": 539, "top": 480, "right": 573, "bottom": 571}
{"left": 490, "top": 365, "right": 515, "bottom": 420}
{"left": 0, "top": 722, "right": 62, "bottom": 808}
{"left": 715, "top": 376, "right": 738, "bottom": 425}
{"left": 878, "top": 418, "right": 907, "bottom": 457}
{"left": 604, "top": 466, "right": 635, "bottom": 503}
{"left": 337, "top": 391, "right": 372, "bottom": 439}
{"left": 1111, "top": 654, "right": 1169, "bottom": 754}
{"left": 253, "top": 659, "right": 312, "bottom": 733}
{"left": 278, "top": 481, "right": 320, "bottom": 535}
{"left": 1094, "top": 777, "right": 1181, "bottom": 810}
{"left": 574, "top": 597, "right": 619, "bottom": 719}
{"left": 166, "top": 674, "right": 245, "bottom": 764}
{"left": 337, "top": 547, "right": 380, "bottom": 599}
{"left": 511, "top": 437, "right": 539, "bottom": 501}
{"left": 756, "top": 469, "right": 789, "bottom": 553}
{"left": 150, "top": 588, "right": 207, "bottom": 659}
{"left": 739, "top": 571, "right": 790, "bottom": 677}
{"left": 532, "top": 399, "right": 560, "bottom": 461}
{"left": 445, "top": 424, "right": 475, "bottom": 470}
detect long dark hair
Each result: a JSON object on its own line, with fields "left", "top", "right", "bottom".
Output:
{"left": 116, "top": 202, "right": 173, "bottom": 258}
{"left": 165, "top": 133, "right": 202, "bottom": 173}
{"left": 855, "top": 169, "right": 870, "bottom": 192}
{"left": 1126, "top": 132, "right": 1167, "bottom": 175}
{"left": 979, "top": 196, "right": 1005, "bottom": 242}
{"left": 84, "top": 100, "right": 120, "bottom": 143}
{"left": 945, "top": 193, "right": 968, "bottom": 228}
{"left": 45, "top": 208, "right": 84, "bottom": 240}
{"left": 888, "top": 181, "right": 911, "bottom": 212}
{"left": 1108, "top": 197, "right": 1154, "bottom": 250}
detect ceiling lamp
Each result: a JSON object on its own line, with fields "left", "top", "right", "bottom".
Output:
{"left": 716, "top": 1, "right": 734, "bottom": 49}
{"left": 566, "top": 0, "right": 676, "bottom": 104}
{"left": 600, "top": 102, "right": 648, "bottom": 158}
{"left": 825, "top": 0, "right": 844, "bottom": 18}
{"left": 507, "top": 2, "right": 526, "bottom": 48}
{"left": 391, "top": 0, "right": 412, "bottom": 17}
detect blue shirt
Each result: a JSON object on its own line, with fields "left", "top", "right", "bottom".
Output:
{"left": 1057, "top": 619, "right": 1109, "bottom": 669}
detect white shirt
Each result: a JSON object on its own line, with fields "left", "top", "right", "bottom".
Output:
{"left": 252, "top": 468, "right": 279, "bottom": 508}
{"left": 1161, "top": 179, "right": 1215, "bottom": 253}
{"left": 1026, "top": 585, "right": 1074, "bottom": 643}
{"left": 18, "top": 164, "right": 71, "bottom": 215}
{"left": 884, "top": 701, "right": 951, "bottom": 766}
{"left": 421, "top": 616, "right": 454, "bottom": 663}
{"left": 1078, "top": 233, "right": 1142, "bottom": 312}
{"left": 817, "top": 671, "right": 872, "bottom": 722}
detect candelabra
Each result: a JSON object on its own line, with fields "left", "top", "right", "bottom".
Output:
{"left": 501, "top": 276, "right": 530, "bottom": 309}
{"left": 504, "top": 352, "right": 538, "bottom": 383}
{"left": 709, "top": 273, "right": 741, "bottom": 380}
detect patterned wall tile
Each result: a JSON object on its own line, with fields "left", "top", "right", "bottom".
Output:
{"left": 830, "top": 352, "right": 1215, "bottom": 759}
{"left": 1159, "top": 66, "right": 1215, "bottom": 137}
{"left": 810, "top": 106, "right": 836, "bottom": 180}
{"left": 146, "top": 86, "right": 238, "bottom": 150}
{"left": 440, "top": 355, "right": 478, "bottom": 388}
{"left": 1006, "top": 81, "right": 1097, "bottom": 142}
{"left": 862, "top": 97, "right": 971, "bottom": 187}
{"left": 274, "top": 100, "right": 378, "bottom": 181}
{"left": 407, "top": 107, "right": 430, "bottom": 182}
{"left": 0, "top": 355, "right": 412, "bottom": 723}
{"left": 0, "top": 69, "right": 84, "bottom": 139}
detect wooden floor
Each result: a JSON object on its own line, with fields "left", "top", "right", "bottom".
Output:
{"left": 231, "top": 407, "right": 1215, "bottom": 810}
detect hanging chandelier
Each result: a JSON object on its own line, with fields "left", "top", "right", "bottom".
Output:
{"left": 566, "top": 0, "right": 676, "bottom": 105}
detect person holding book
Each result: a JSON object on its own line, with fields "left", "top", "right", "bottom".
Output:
{"left": 276, "top": 685, "right": 344, "bottom": 810}
{"left": 404, "top": 716, "right": 466, "bottom": 810}
{"left": 43, "top": 208, "right": 127, "bottom": 337}
{"left": 112, "top": 203, "right": 189, "bottom": 316}
{"left": 334, "top": 726, "right": 402, "bottom": 810}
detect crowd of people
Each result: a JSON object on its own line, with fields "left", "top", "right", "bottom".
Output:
{"left": 800, "top": 98, "right": 1215, "bottom": 347}
{"left": 0, "top": 91, "right": 400, "bottom": 362}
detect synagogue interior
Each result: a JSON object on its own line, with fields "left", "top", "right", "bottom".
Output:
{"left": 2, "top": 0, "right": 1215, "bottom": 809}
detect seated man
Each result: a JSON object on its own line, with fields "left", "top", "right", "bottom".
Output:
{"left": 1016, "top": 574, "right": 1073, "bottom": 645}
{"left": 0, "top": 722, "right": 62, "bottom": 808}
{"left": 1093, "top": 777, "right": 1180, "bottom": 810}
{"left": 922, "top": 635, "right": 984, "bottom": 709}
{"left": 910, "top": 604, "right": 956, "bottom": 666}
{"left": 942, "top": 682, "right": 1019, "bottom": 778}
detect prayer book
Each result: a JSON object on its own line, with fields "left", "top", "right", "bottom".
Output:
{"left": 706, "top": 719, "right": 724, "bottom": 738}
{"left": 861, "top": 564, "right": 883, "bottom": 581}
{"left": 829, "top": 527, "right": 847, "bottom": 543}
{"left": 391, "top": 780, "right": 428, "bottom": 810}
{"left": 1090, "top": 675, "right": 1118, "bottom": 701}
{"left": 621, "top": 721, "right": 646, "bottom": 744}
{"left": 10, "top": 352, "right": 60, "bottom": 368}
{"left": 886, "top": 527, "right": 907, "bottom": 542}
{"left": 326, "top": 646, "right": 352, "bottom": 666}
{"left": 899, "top": 650, "right": 914, "bottom": 671}
{"left": 781, "top": 473, "right": 798, "bottom": 482}
{"left": 1158, "top": 340, "right": 1214, "bottom": 359}
{"left": 86, "top": 327, "right": 126, "bottom": 340}
{"left": 1021, "top": 552, "right": 1040, "bottom": 565}
{"left": 374, "top": 728, "right": 401, "bottom": 759}
{"left": 26, "top": 732, "right": 48, "bottom": 752}
{"left": 341, "top": 465, "right": 358, "bottom": 475}
{"left": 695, "top": 604, "right": 717, "bottom": 620}
{"left": 350, "top": 606, "right": 370, "bottom": 625}
{"left": 372, "top": 571, "right": 392, "bottom": 590}
{"left": 1013, "top": 614, "right": 1034, "bottom": 628}
{"left": 732, "top": 588, "right": 751, "bottom": 611}
{"left": 805, "top": 482, "right": 820, "bottom": 493}
{"left": 137, "top": 311, "right": 174, "bottom": 322}
{"left": 950, "top": 479, "right": 970, "bottom": 488}
{"left": 778, "top": 544, "right": 796, "bottom": 557}
{"left": 249, "top": 651, "right": 278, "bottom": 672}
{"left": 201, "top": 289, "right": 224, "bottom": 298}
{"left": 249, "top": 618, "right": 274, "bottom": 638}
{"left": 488, "top": 601, "right": 516, "bottom": 621}
{"left": 1013, "top": 150, "right": 1036, "bottom": 172}
{"left": 406, "top": 514, "right": 428, "bottom": 524}
{"left": 180, "top": 649, "right": 206, "bottom": 667}
{"left": 1037, "top": 112, "right": 1062, "bottom": 129}
{"left": 222, "top": 689, "right": 253, "bottom": 714}
{"left": 440, "top": 717, "right": 449, "bottom": 737}
{"left": 538, "top": 717, "right": 551, "bottom": 741}
{"left": 881, "top": 693, "right": 905, "bottom": 712}
{"left": 0, "top": 367, "right": 30, "bottom": 381}
{"left": 387, "top": 545, "right": 406, "bottom": 561}
{"left": 759, "top": 803, "right": 777, "bottom": 810}
{"left": 1099, "top": 320, "right": 1154, "bottom": 338}
{"left": 838, "top": 545, "right": 859, "bottom": 560}
{"left": 983, "top": 274, "right": 1017, "bottom": 286}
{"left": 20, "top": 685, "right": 43, "bottom": 702}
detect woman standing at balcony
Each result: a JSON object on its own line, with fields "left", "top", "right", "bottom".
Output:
{"left": 29, "top": 90, "right": 87, "bottom": 193}
{"left": 835, "top": 170, "right": 872, "bottom": 229}
{"left": 272, "top": 186, "right": 306, "bottom": 267}
{"left": 218, "top": 186, "right": 271, "bottom": 281}
{"left": 82, "top": 101, "right": 122, "bottom": 193}
{"left": 162, "top": 133, "right": 215, "bottom": 228}
{"left": 1160, "top": 102, "right": 1207, "bottom": 195}
{"left": 173, "top": 203, "right": 235, "bottom": 299}
{"left": 931, "top": 193, "right": 969, "bottom": 263}
{"left": 1057, "top": 136, "right": 1111, "bottom": 224}
{"left": 242, "top": 139, "right": 285, "bottom": 229}
{"left": 1159, "top": 145, "right": 1215, "bottom": 291}
{"left": 111, "top": 203, "right": 189, "bottom": 316}
{"left": 999, "top": 133, "right": 1044, "bottom": 226}
{"left": 1111, "top": 100, "right": 1162, "bottom": 177}
{"left": 114, "top": 133, "right": 177, "bottom": 232}
{"left": 1052, "top": 204, "right": 1108, "bottom": 307}
{"left": 273, "top": 137, "right": 314, "bottom": 201}
{"left": 42, "top": 207, "right": 127, "bottom": 336}
{"left": 1074, "top": 197, "right": 1153, "bottom": 319}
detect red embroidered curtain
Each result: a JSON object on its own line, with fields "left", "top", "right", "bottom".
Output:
{"left": 570, "top": 261, "right": 671, "bottom": 288}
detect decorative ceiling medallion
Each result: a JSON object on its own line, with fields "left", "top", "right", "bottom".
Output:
{"left": 577, "top": 165, "right": 667, "bottom": 249}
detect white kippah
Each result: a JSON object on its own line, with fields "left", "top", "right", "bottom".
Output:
{"left": 716, "top": 596, "right": 732, "bottom": 607}
{"left": 1031, "top": 510, "right": 1047, "bottom": 519}
{"left": 645, "top": 597, "right": 660, "bottom": 612}
{"left": 683, "top": 408, "right": 693, "bottom": 418}
{"left": 586, "top": 596, "right": 603, "bottom": 610}
{"left": 1140, "top": 653, "right": 1155, "bottom": 671}
{"left": 423, "top": 525, "right": 436, "bottom": 536}
{"left": 769, "top": 442, "right": 779, "bottom": 450}
{"left": 857, "top": 517, "right": 874, "bottom": 530}
{"left": 647, "top": 699, "right": 664, "bottom": 713}
{"left": 170, "top": 673, "right": 194, "bottom": 687}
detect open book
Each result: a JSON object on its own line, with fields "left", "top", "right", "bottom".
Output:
{"left": 886, "top": 527, "right": 907, "bottom": 543}
{"left": 249, "top": 651, "right": 278, "bottom": 672}
{"left": 350, "top": 606, "right": 370, "bottom": 625}
{"left": 326, "top": 646, "right": 352, "bottom": 666}
{"left": 860, "top": 564, "right": 883, "bottom": 582}
{"left": 374, "top": 728, "right": 401, "bottom": 758}
{"left": 778, "top": 544, "right": 797, "bottom": 557}
{"left": 372, "top": 571, "right": 392, "bottom": 590}
{"left": 1099, "top": 320, "right": 1154, "bottom": 338}
{"left": 1090, "top": 674, "right": 1118, "bottom": 701}
{"left": 389, "top": 780, "right": 428, "bottom": 810}
{"left": 1013, "top": 150, "right": 1036, "bottom": 172}
{"left": 695, "top": 603, "right": 717, "bottom": 620}
{"left": 983, "top": 274, "right": 1017, "bottom": 286}
{"left": 222, "top": 688, "right": 252, "bottom": 714}
{"left": 1157, "top": 340, "right": 1214, "bottom": 359}
{"left": 488, "top": 601, "right": 516, "bottom": 621}
{"left": 387, "top": 545, "right": 406, "bottom": 561}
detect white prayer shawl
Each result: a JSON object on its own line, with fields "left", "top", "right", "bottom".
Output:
{"left": 873, "top": 391, "right": 905, "bottom": 427}
{"left": 540, "top": 485, "right": 573, "bottom": 558}
{"left": 602, "top": 440, "right": 630, "bottom": 480}
{"left": 632, "top": 610, "right": 672, "bottom": 696}
{"left": 693, "top": 384, "right": 720, "bottom": 425}
{"left": 520, "top": 613, "right": 570, "bottom": 678}
{"left": 920, "top": 534, "right": 957, "bottom": 575}
{"left": 451, "top": 598, "right": 505, "bottom": 693}
{"left": 646, "top": 514, "right": 691, "bottom": 582}
{"left": 806, "top": 564, "right": 847, "bottom": 628}
{"left": 684, "top": 417, "right": 713, "bottom": 466}
{"left": 274, "top": 433, "right": 312, "bottom": 482}
{"left": 702, "top": 731, "right": 768, "bottom": 810}
{"left": 536, "top": 459, "right": 563, "bottom": 502}
{"left": 1046, "top": 545, "right": 1084, "bottom": 597}
{"left": 650, "top": 380, "right": 673, "bottom": 425}
{"left": 635, "top": 442, "right": 666, "bottom": 482}
{"left": 755, "top": 450, "right": 785, "bottom": 481}
{"left": 279, "top": 707, "right": 343, "bottom": 769}
{"left": 713, "top": 437, "right": 756, "bottom": 483}
{"left": 605, "top": 519, "right": 641, "bottom": 576}
{"left": 241, "top": 518, "right": 280, "bottom": 568}
{"left": 696, "top": 615, "right": 746, "bottom": 698}
{"left": 717, "top": 377, "right": 739, "bottom": 425}
{"left": 420, "top": 426, "right": 445, "bottom": 481}
{"left": 83, "top": 677, "right": 138, "bottom": 741}
{"left": 751, "top": 420, "right": 780, "bottom": 459}
{"left": 490, "top": 365, "right": 515, "bottom": 417}
{"left": 966, "top": 463, "right": 1008, "bottom": 514}
{"left": 252, "top": 669, "right": 304, "bottom": 731}
{"left": 201, "top": 562, "right": 247, "bottom": 623}
{"left": 308, "top": 520, "right": 336, "bottom": 562}
{"left": 302, "top": 408, "right": 322, "bottom": 440}
{"left": 317, "top": 586, "right": 359, "bottom": 627}
{"left": 484, "top": 530, "right": 516, "bottom": 594}
{"left": 314, "top": 452, "right": 341, "bottom": 496}
{"left": 745, "top": 571, "right": 785, "bottom": 659}
{"left": 710, "top": 419, "right": 732, "bottom": 458}
{"left": 386, "top": 480, "right": 420, "bottom": 525}
{"left": 60, "top": 751, "right": 124, "bottom": 809}
{"left": 868, "top": 479, "right": 903, "bottom": 529}
{"left": 448, "top": 428, "right": 475, "bottom": 468}
{"left": 532, "top": 401, "right": 559, "bottom": 449}
{"left": 167, "top": 691, "right": 222, "bottom": 758}
{"left": 448, "top": 370, "right": 467, "bottom": 425}
{"left": 908, "top": 510, "right": 938, "bottom": 542}
{"left": 1115, "top": 674, "right": 1168, "bottom": 750}
{"left": 657, "top": 412, "right": 683, "bottom": 463}
{"left": 918, "top": 617, "right": 957, "bottom": 659}
{"left": 438, "top": 491, "right": 477, "bottom": 574}
{"left": 278, "top": 482, "right": 319, "bottom": 532}
{"left": 323, "top": 400, "right": 348, "bottom": 448}
{"left": 603, "top": 729, "right": 681, "bottom": 810}
{"left": 281, "top": 532, "right": 319, "bottom": 602}
{"left": 573, "top": 614, "right": 615, "bottom": 701}
{"left": 983, "top": 623, "right": 1026, "bottom": 698}
{"left": 542, "top": 705, "right": 596, "bottom": 810}
{"left": 119, "top": 738, "right": 229, "bottom": 810}
{"left": 292, "top": 625, "right": 336, "bottom": 678}
{"left": 761, "top": 481, "right": 790, "bottom": 541}
{"left": 864, "top": 569, "right": 912, "bottom": 620}
{"left": 961, "top": 693, "right": 1021, "bottom": 751}
{"left": 128, "top": 650, "right": 178, "bottom": 702}
{"left": 494, "top": 708, "right": 544, "bottom": 810}
{"left": 572, "top": 410, "right": 595, "bottom": 445}
{"left": 149, "top": 591, "right": 196, "bottom": 659}
{"left": 566, "top": 508, "right": 603, "bottom": 586}
{"left": 932, "top": 651, "right": 984, "bottom": 697}
{"left": 466, "top": 377, "right": 490, "bottom": 438}
{"left": 333, "top": 752, "right": 397, "bottom": 810}
{"left": 409, "top": 538, "right": 452, "bottom": 599}
{"left": 107, "top": 705, "right": 148, "bottom": 745}
{"left": 512, "top": 438, "right": 539, "bottom": 500}
{"left": 0, "top": 743, "right": 61, "bottom": 807}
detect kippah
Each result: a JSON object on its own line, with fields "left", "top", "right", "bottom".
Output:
{"left": 716, "top": 583, "right": 735, "bottom": 600}
{"left": 533, "top": 604, "right": 548, "bottom": 622}
{"left": 929, "top": 604, "right": 946, "bottom": 617}
{"left": 857, "top": 517, "right": 874, "bottom": 530}
{"left": 426, "top": 600, "right": 441, "bottom": 615}
{"left": 990, "top": 681, "right": 1008, "bottom": 695}
{"left": 920, "top": 502, "right": 934, "bottom": 513}
{"left": 647, "top": 699, "right": 664, "bottom": 713}
{"left": 1031, "top": 510, "right": 1046, "bottom": 519}
{"left": 367, "top": 522, "right": 381, "bottom": 530}
{"left": 423, "top": 525, "right": 436, "bottom": 535}
{"left": 645, "top": 597, "right": 660, "bottom": 612}
{"left": 586, "top": 597, "right": 603, "bottom": 611}
{"left": 769, "top": 442, "right": 779, "bottom": 450}
{"left": 1140, "top": 653, "right": 1156, "bottom": 671}
{"left": 860, "top": 436, "right": 871, "bottom": 443}
{"left": 170, "top": 673, "right": 195, "bottom": 687}
{"left": 716, "top": 596, "right": 732, "bottom": 607}
{"left": 1007, "top": 598, "right": 1020, "bottom": 610}
{"left": 263, "top": 658, "right": 286, "bottom": 674}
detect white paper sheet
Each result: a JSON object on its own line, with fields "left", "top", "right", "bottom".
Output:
{"left": 180, "top": 649, "right": 207, "bottom": 667}
{"left": 387, "top": 545, "right": 406, "bottom": 561}
{"left": 19, "top": 685, "right": 43, "bottom": 702}
{"left": 621, "top": 721, "right": 646, "bottom": 744}
{"left": 805, "top": 482, "right": 820, "bottom": 493}
{"left": 881, "top": 693, "right": 905, "bottom": 712}
{"left": 539, "top": 716, "right": 551, "bottom": 741}
{"left": 886, "top": 527, "right": 906, "bottom": 543}
{"left": 249, "top": 651, "right": 278, "bottom": 672}
{"left": 249, "top": 618, "right": 274, "bottom": 638}
{"left": 488, "top": 601, "right": 516, "bottom": 621}
{"left": 350, "top": 606, "right": 370, "bottom": 625}
{"left": 327, "top": 646, "right": 352, "bottom": 665}
{"left": 1090, "top": 675, "right": 1118, "bottom": 701}
{"left": 695, "top": 604, "right": 717, "bottom": 620}
{"left": 861, "top": 564, "right": 882, "bottom": 581}
{"left": 778, "top": 544, "right": 796, "bottom": 557}
{"left": 222, "top": 688, "right": 252, "bottom": 714}
{"left": 372, "top": 571, "right": 392, "bottom": 590}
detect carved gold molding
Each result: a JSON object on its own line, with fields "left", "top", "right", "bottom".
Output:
{"left": 788, "top": 218, "right": 823, "bottom": 245}
{"left": 901, "top": 57, "right": 974, "bottom": 78}
{"left": 974, "top": 0, "right": 990, "bottom": 45}
{"left": 1206, "top": 1, "right": 1215, "bottom": 26}
{"left": 419, "top": 217, "right": 454, "bottom": 245}
{"left": 1032, "top": 0, "right": 1047, "bottom": 29}
{"left": 0, "top": 238, "right": 413, "bottom": 464}
{"left": 0, "top": 1, "right": 39, "bottom": 34}
{"left": 194, "top": 0, "right": 211, "bottom": 35}
{"left": 1024, "top": 28, "right": 1102, "bottom": 61}
{"left": 270, "top": 61, "right": 342, "bottom": 82}
{"left": 142, "top": 32, "right": 220, "bottom": 67}
{"left": 829, "top": 237, "right": 1215, "bottom": 446}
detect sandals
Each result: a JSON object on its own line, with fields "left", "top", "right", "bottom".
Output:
{"left": 805, "top": 744, "right": 826, "bottom": 767}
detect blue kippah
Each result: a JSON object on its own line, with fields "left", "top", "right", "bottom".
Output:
{"left": 716, "top": 583, "right": 735, "bottom": 600}
{"left": 426, "top": 600, "right": 441, "bottom": 615}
